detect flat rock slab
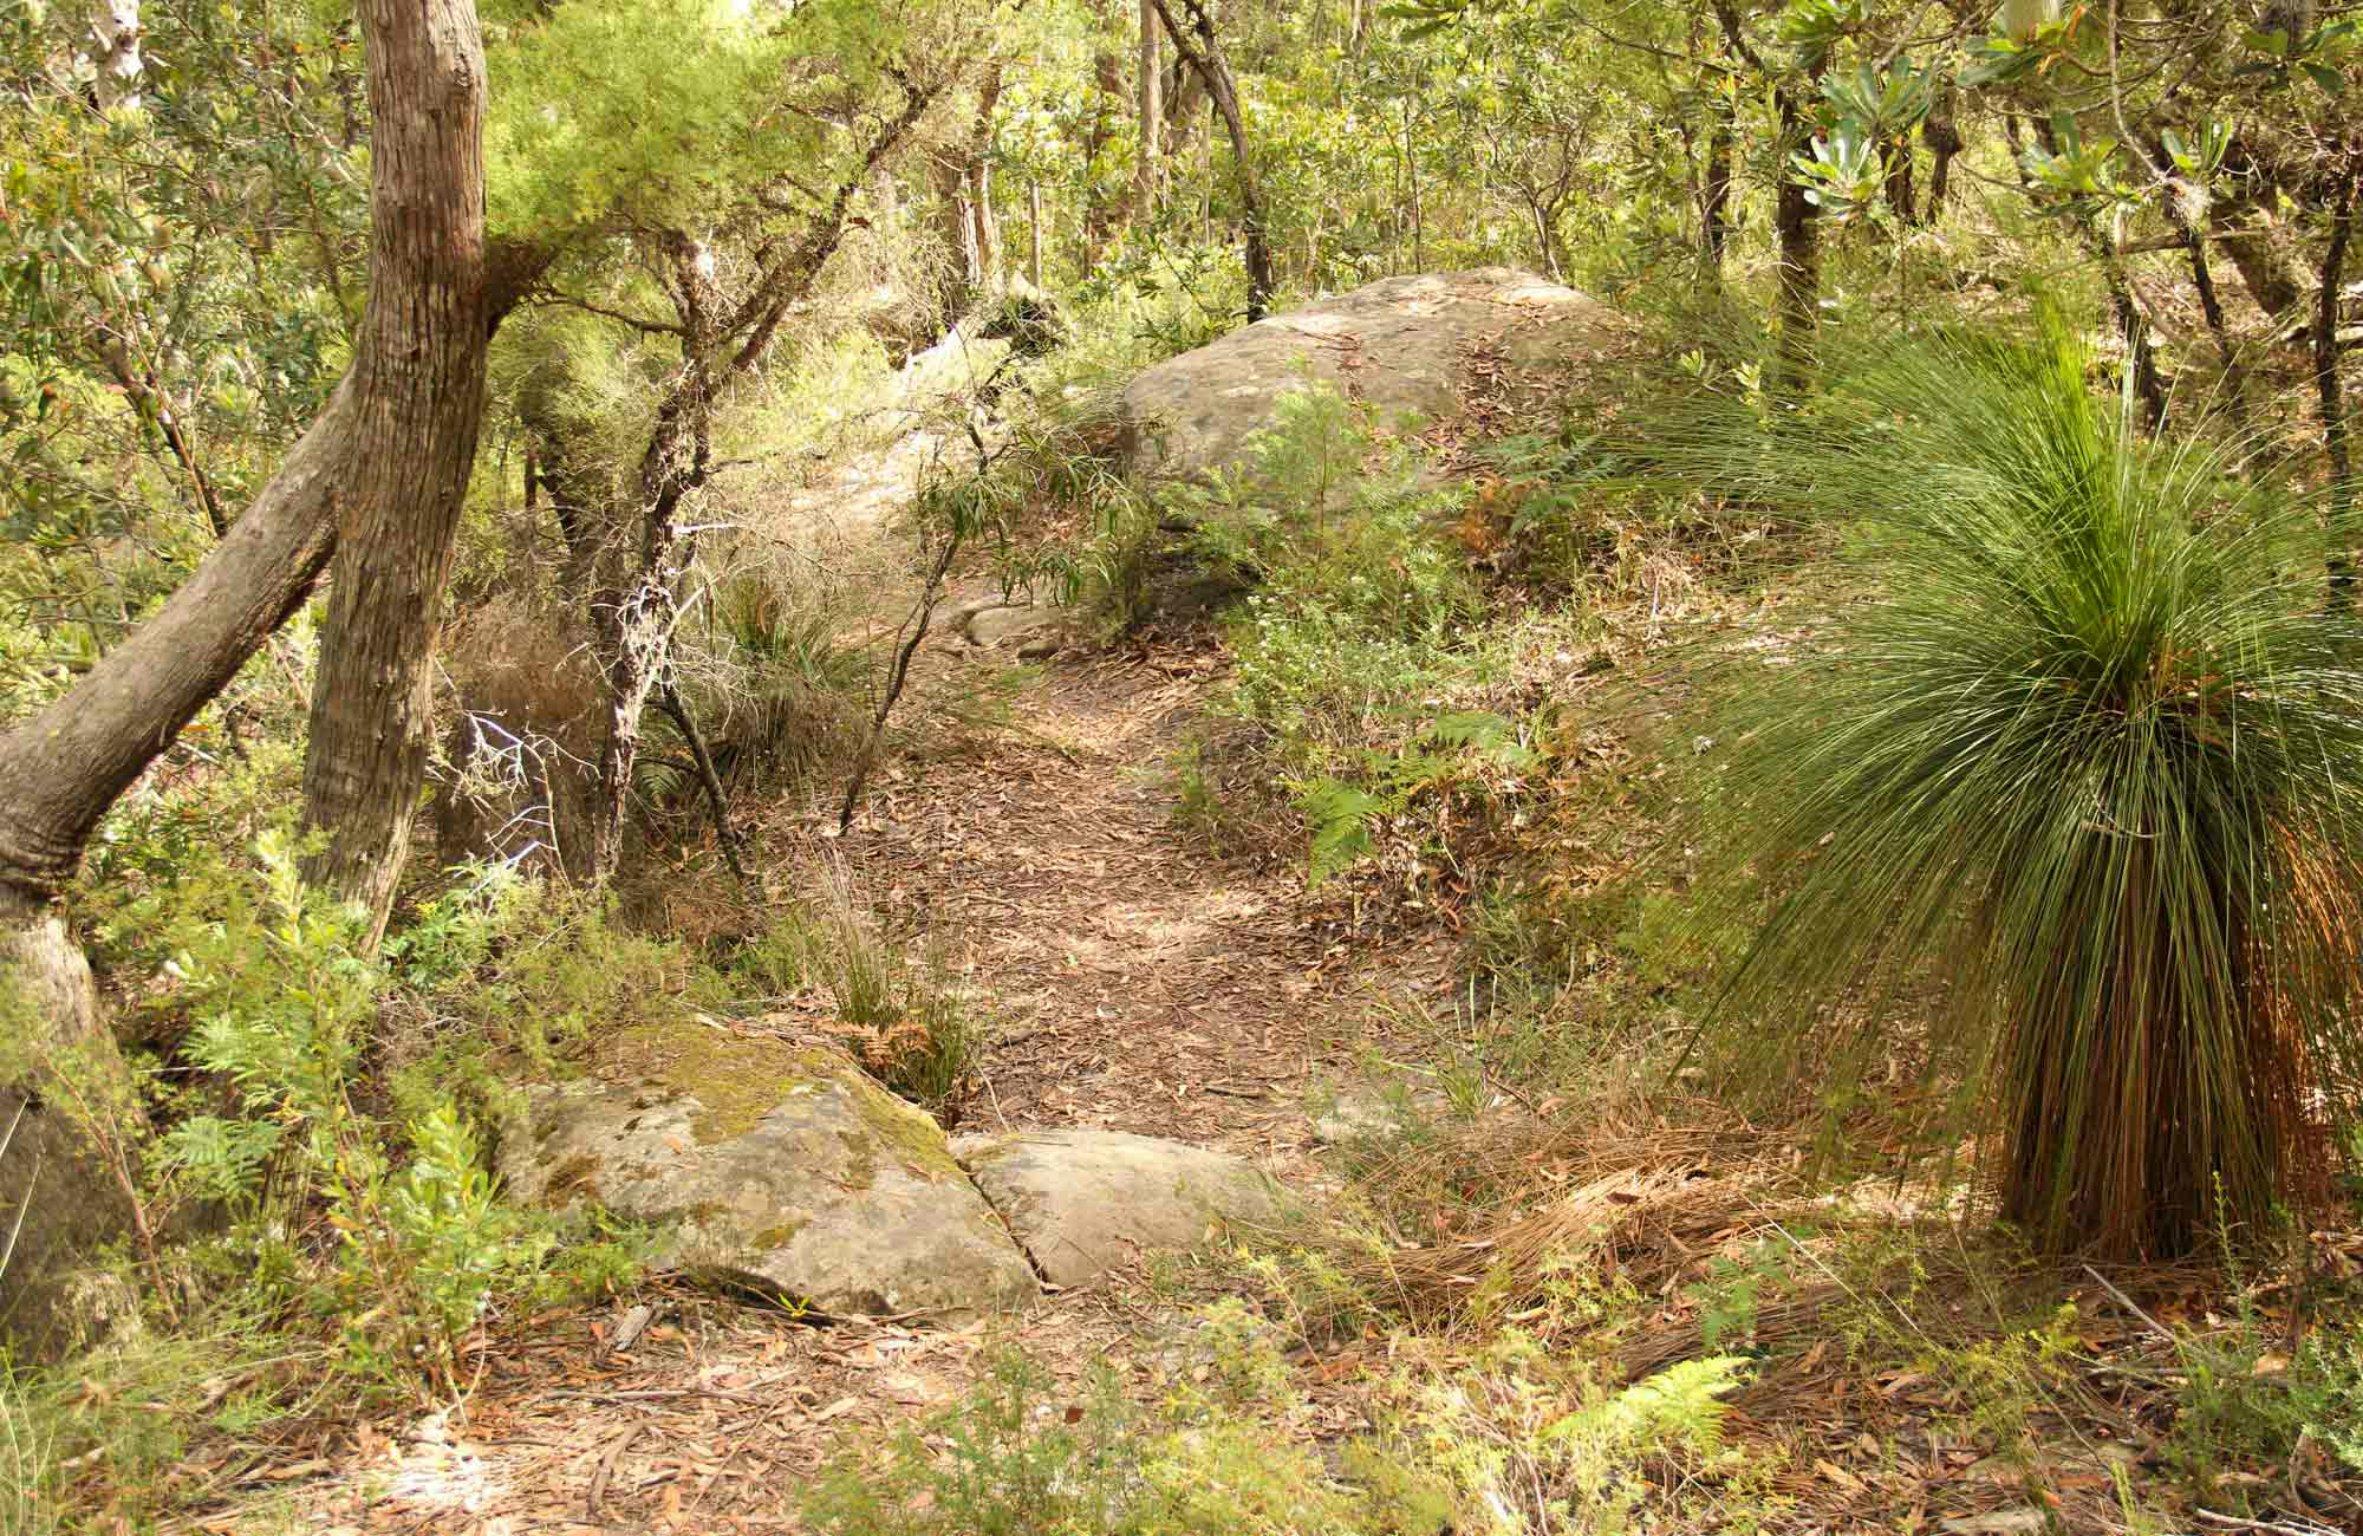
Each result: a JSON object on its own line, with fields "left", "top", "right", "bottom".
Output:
{"left": 499, "top": 1024, "right": 1037, "bottom": 1322}
{"left": 953, "top": 1129, "right": 1283, "bottom": 1287}
{"left": 1120, "top": 268, "right": 1617, "bottom": 479}
{"left": 963, "top": 602, "right": 1068, "bottom": 656}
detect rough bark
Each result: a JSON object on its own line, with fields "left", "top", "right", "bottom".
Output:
{"left": 298, "top": 0, "right": 492, "bottom": 940}
{"left": 0, "top": 0, "right": 508, "bottom": 1349}
{"left": 0, "top": 0, "right": 521, "bottom": 927}
{"left": 2139, "top": 137, "right": 2241, "bottom": 403}
{"left": 588, "top": 247, "right": 713, "bottom": 884}
{"left": 0, "top": 886, "right": 143, "bottom": 1361}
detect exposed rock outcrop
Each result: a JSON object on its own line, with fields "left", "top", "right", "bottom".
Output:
{"left": 952, "top": 1128, "right": 1283, "bottom": 1287}
{"left": 498, "top": 1024, "right": 1037, "bottom": 1322}
{"left": 1120, "top": 268, "right": 1616, "bottom": 479}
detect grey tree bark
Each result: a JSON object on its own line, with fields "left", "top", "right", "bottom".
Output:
{"left": 297, "top": 0, "right": 492, "bottom": 942}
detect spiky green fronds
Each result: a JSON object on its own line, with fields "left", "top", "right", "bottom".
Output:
{"left": 1684, "top": 325, "right": 2363, "bottom": 1259}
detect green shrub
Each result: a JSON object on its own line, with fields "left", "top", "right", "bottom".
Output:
{"left": 390, "top": 871, "right": 693, "bottom": 1065}
{"left": 1156, "top": 384, "right": 1543, "bottom": 886}
{"left": 1680, "top": 322, "right": 2363, "bottom": 1259}
{"left": 802, "top": 1346, "right": 1374, "bottom": 1536}
{"left": 2164, "top": 1279, "right": 2363, "bottom": 1499}
{"left": 129, "top": 839, "right": 636, "bottom": 1402}
{"left": 1375, "top": 1331, "right": 1754, "bottom": 1533}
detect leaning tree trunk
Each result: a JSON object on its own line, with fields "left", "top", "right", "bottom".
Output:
{"left": 0, "top": 444, "right": 340, "bottom": 925}
{"left": 298, "top": 0, "right": 492, "bottom": 943}
{"left": 1154, "top": 0, "right": 1273, "bottom": 321}
{"left": 0, "top": 0, "right": 497, "bottom": 1357}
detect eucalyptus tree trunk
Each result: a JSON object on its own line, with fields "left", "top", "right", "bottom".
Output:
{"left": 298, "top": 0, "right": 492, "bottom": 942}
{"left": 1154, "top": 0, "right": 1273, "bottom": 320}
{"left": 0, "top": 0, "right": 496, "bottom": 1356}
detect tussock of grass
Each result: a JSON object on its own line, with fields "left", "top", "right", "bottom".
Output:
{"left": 1669, "top": 322, "right": 2363, "bottom": 1260}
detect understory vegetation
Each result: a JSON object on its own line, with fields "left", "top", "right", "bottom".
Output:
{"left": 4, "top": 0, "right": 2362, "bottom": 1530}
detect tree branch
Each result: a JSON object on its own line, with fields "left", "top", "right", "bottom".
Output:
{"left": 654, "top": 681, "right": 747, "bottom": 880}
{"left": 529, "top": 290, "right": 686, "bottom": 335}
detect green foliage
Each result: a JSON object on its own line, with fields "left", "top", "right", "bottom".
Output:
{"left": 1, "top": 0, "right": 360, "bottom": 713}
{"left": 1377, "top": 1331, "right": 1753, "bottom": 1532}
{"left": 1678, "top": 323, "right": 2363, "bottom": 1259}
{"left": 1161, "top": 384, "right": 1546, "bottom": 885}
{"left": 484, "top": 0, "right": 911, "bottom": 238}
{"left": 143, "top": 837, "right": 600, "bottom": 1398}
{"left": 803, "top": 1346, "right": 1372, "bottom": 1536}
{"left": 392, "top": 873, "right": 695, "bottom": 1065}
{"left": 2164, "top": 1280, "right": 2363, "bottom": 1499}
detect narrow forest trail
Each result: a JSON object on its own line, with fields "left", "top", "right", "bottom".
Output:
{"left": 831, "top": 637, "right": 1455, "bottom": 1162}
{"left": 277, "top": 621, "right": 1463, "bottom": 1536}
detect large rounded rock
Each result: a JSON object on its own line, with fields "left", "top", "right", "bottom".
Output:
{"left": 1120, "top": 268, "right": 1616, "bottom": 479}
{"left": 952, "top": 1129, "right": 1283, "bottom": 1287}
{"left": 499, "top": 1024, "right": 1037, "bottom": 1322}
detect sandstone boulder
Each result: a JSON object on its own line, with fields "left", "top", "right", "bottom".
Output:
{"left": 962, "top": 602, "right": 1068, "bottom": 657}
{"left": 953, "top": 1129, "right": 1282, "bottom": 1287}
{"left": 1120, "top": 268, "right": 1616, "bottom": 479}
{"left": 499, "top": 1024, "right": 1037, "bottom": 1321}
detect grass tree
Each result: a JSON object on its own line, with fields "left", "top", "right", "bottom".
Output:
{"left": 1688, "top": 325, "right": 2363, "bottom": 1261}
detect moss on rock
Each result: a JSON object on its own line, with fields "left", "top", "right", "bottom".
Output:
{"left": 595, "top": 1019, "right": 842, "bottom": 1144}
